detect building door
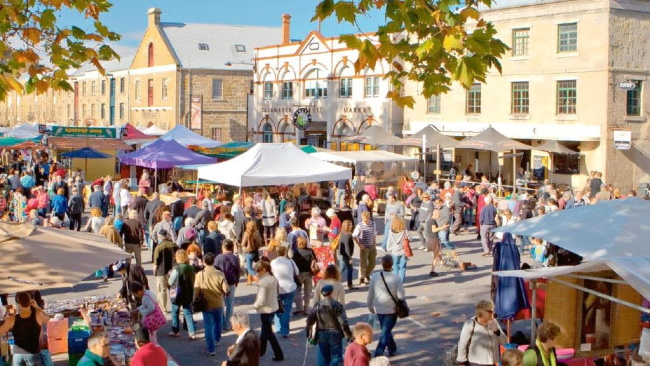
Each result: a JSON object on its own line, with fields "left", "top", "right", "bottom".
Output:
{"left": 109, "top": 78, "right": 116, "bottom": 125}
{"left": 147, "top": 79, "right": 154, "bottom": 107}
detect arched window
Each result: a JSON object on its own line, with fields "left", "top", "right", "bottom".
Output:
{"left": 148, "top": 43, "right": 154, "bottom": 67}
{"left": 304, "top": 69, "right": 327, "bottom": 99}
{"left": 262, "top": 123, "right": 273, "bottom": 143}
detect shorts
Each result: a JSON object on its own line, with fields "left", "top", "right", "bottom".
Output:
{"left": 427, "top": 237, "right": 441, "bottom": 254}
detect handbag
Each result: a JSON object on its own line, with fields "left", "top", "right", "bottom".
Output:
{"left": 276, "top": 283, "right": 285, "bottom": 314}
{"left": 310, "top": 251, "right": 320, "bottom": 276}
{"left": 141, "top": 292, "right": 167, "bottom": 331}
{"left": 308, "top": 304, "right": 320, "bottom": 345}
{"left": 379, "top": 272, "right": 409, "bottom": 318}
{"left": 403, "top": 234, "right": 413, "bottom": 258}
{"left": 329, "top": 235, "right": 340, "bottom": 252}
{"left": 168, "top": 266, "right": 181, "bottom": 303}
{"left": 444, "top": 319, "right": 476, "bottom": 366}
{"left": 191, "top": 272, "right": 208, "bottom": 313}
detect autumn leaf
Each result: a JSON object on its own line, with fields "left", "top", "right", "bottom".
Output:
{"left": 22, "top": 28, "right": 43, "bottom": 43}
{"left": 334, "top": 1, "right": 358, "bottom": 24}
{"left": 443, "top": 32, "right": 463, "bottom": 52}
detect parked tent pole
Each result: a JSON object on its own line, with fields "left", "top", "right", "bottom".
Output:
{"left": 530, "top": 279, "right": 537, "bottom": 341}
{"left": 422, "top": 135, "right": 427, "bottom": 182}
{"left": 512, "top": 147, "right": 517, "bottom": 195}
{"left": 154, "top": 167, "right": 157, "bottom": 193}
{"left": 436, "top": 143, "right": 441, "bottom": 183}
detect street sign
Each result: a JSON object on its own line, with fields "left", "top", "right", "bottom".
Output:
{"left": 50, "top": 126, "right": 117, "bottom": 138}
{"left": 617, "top": 80, "right": 636, "bottom": 91}
{"left": 613, "top": 129, "right": 632, "bottom": 150}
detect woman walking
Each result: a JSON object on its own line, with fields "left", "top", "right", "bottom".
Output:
{"left": 271, "top": 246, "right": 298, "bottom": 338}
{"left": 291, "top": 236, "right": 315, "bottom": 315}
{"left": 456, "top": 299, "right": 507, "bottom": 366}
{"left": 168, "top": 250, "right": 197, "bottom": 340}
{"left": 385, "top": 217, "right": 410, "bottom": 282}
{"left": 241, "top": 221, "right": 262, "bottom": 285}
{"left": 338, "top": 220, "right": 356, "bottom": 290}
{"left": 261, "top": 191, "right": 277, "bottom": 245}
{"left": 426, "top": 209, "right": 449, "bottom": 278}
{"left": 253, "top": 260, "right": 284, "bottom": 361}
{"left": 311, "top": 264, "right": 345, "bottom": 307}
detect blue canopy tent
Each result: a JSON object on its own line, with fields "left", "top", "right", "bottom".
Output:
{"left": 61, "top": 147, "right": 112, "bottom": 177}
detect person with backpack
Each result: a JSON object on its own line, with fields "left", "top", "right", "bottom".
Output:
{"left": 204, "top": 220, "right": 225, "bottom": 257}
{"left": 215, "top": 240, "right": 241, "bottom": 331}
{"left": 522, "top": 322, "right": 561, "bottom": 366}
{"left": 168, "top": 249, "right": 197, "bottom": 340}
{"left": 306, "top": 284, "right": 353, "bottom": 366}
{"left": 455, "top": 299, "right": 506, "bottom": 366}
{"left": 67, "top": 186, "right": 85, "bottom": 231}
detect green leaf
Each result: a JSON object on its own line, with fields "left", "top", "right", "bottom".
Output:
{"left": 334, "top": 1, "right": 358, "bottom": 24}
{"left": 71, "top": 26, "right": 86, "bottom": 39}
{"left": 339, "top": 34, "right": 362, "bottom": 49}
{"left": 443, "top": 32, "right": 463, "bottom": 52}
{"left": 39, "top": 9, "right": 56, "bottom": 30}
{"left": 312, "top": 0, "right": 335, "bottom": 21}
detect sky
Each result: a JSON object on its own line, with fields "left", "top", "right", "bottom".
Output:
{"left": 58, "top": 0, "right": 385, "bottom": 58}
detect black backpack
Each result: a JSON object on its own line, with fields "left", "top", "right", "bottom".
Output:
{"left": 68, "top": 196, "right": 83, "bottom": 215}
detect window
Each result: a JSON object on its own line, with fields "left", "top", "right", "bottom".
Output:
{"left": 466, "top": 83, "right": 482, "bottom": 114}
{"left": 281, "top": 81, "right": 293, "bottom": 100}
{"left": 263, "top": 82, "right": 273, "bottom": 100}
{"left": 427, "top": 95, "right": 441, "bottom": 114}
{"left": 627, "top": 81, "right": 642, "bottom": 116}
{"left": 90, "top": 104, "right": 95, "bottom": 118}
{"left": 511, "top": 82, "right": 530, "bottom": 114}
{"left": 91, "top": 81, "right": 97, "bottom": 96}
{"left": 305, "top": 69, "right": 327, "bottom": 98}
{"left": 558, "top": 23, "right": 577, "bottom": 53}
{"left": 147, "top": 79, "right": 154, "bottom": 107}
{"left": 512, "top": 28, "right": 530, "bottom": 56}
{"left": 262, "top": 123, "right": 273, "bottom": 143}
{"left": 82, "top": 82, "right": 87, "bottom": 96}
{"left": 557, "top": 80, "right": 577, "bottom": 114}
{"left": 101, "top": 104, "right": 105, "bottom": 119}
{"left": 211, "top": 127, "right": 223, "bottom": 142}
{"left": 340, "top": 78, "right": 353, "bottom": 98}
{"left": 101, "top": 80, "right": 106, "bottom": 95}
{"left": 365, "top": 76, "right": 379, "bottom": 98}
{"left": 120, "top": 78, "right": 125, "bottom": 94}
{"left": 198, "top": 43, "right": 209, "bottom": 51}
{"left": 119, "top": 103, "right": 124, "bottom": 120}
{"left": 66, "top": 104, "right": 70, "bottom": 120}
{"left": 212, "top": 79, "right": 223, "bottom": 100}
{"left": 148, "top": 43, "right": 154, "bottom": 67}
{"left": 162, "top": 78, "right": 169, "bottom": 100}
{"left": 134, "top": 80, "right": 141, "bottom": 100}
{"left": 235, "top": 44, "right": 246, "bottom": 52}
{"left": 82, "top": 104, "right": 87, "bottom": 117}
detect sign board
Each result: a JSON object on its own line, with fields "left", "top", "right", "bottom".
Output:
{"left": 292, "top": 108, "right": 312, "bottom": 130}
{"left": 613, "top": 129, "right": 632, "bottom": 150}
{"left": 51, "top": 126, "right": 117, "bottom": 138}
{"left": 190, "top": 96, "right": 203, "bottom": 130}
{"left": 617, "top": 81, "right": 636, "bottom": 91}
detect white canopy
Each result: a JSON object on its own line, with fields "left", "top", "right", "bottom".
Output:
{"left": 143, "top": 125, "right": 167, "bottom": 136}
{"left": 494, "top": 256, "right": 650, "bottom": 311}
{"left": 197, "top": 143, "right": 351, "bottom": 187}
{"left": 6, "top": 123, "right": 40, "bottom": 139}
{"left": 311, "top": 150, "right": 417, "bottom": 165}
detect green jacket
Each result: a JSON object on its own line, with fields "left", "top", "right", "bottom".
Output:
{"left": 77, "top": 349, "right": 104, "bottom": 366}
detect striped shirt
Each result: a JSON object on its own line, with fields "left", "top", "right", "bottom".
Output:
{"left": 352, "top": 221, "right": 376, "bottom": 248}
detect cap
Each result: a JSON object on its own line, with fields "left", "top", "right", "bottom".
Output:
{"left": 320, "top": 284, "right": 334, "bottom": 296}
{"left": 158, "top": 229, "right": 169, "bottom": 238}
{"left": 325, "top": 208, "right": 336, "bottom": 217}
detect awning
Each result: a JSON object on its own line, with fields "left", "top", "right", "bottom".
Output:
{"left": 405, "top": 121, "right": 601, "bottom": 142}
{"left": 311, "top": 150, "right": 417, "bottom": 164}
{"left": 48, "top": 137, "right": 133, "bottom": 151}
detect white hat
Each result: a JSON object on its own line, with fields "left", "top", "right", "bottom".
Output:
{"left": 326, "top": 208, "right": 336, "bottom": 217}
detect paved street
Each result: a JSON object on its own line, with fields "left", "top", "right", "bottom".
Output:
{"left": 45, "top": 217, "right": 503, "bottom": 366}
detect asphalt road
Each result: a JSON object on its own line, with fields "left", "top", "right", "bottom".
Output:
{"left": 45, "top": 216, "right": 504, "bottom": 366}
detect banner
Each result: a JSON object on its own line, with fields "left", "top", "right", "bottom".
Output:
{"left": 51, "top": 126, "right": 117, "bottom": 138}
{"left": 190, "top": 96, "right": 203, "bottom": 130}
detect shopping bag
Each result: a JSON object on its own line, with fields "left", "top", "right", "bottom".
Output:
{"left": 366, "top": 313, "right": 380, "bottom": 331}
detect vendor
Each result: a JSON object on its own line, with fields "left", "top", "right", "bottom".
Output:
{"left": 523, "top": 321, "right": 561, "bottom": 366}
{"left": 0, "top": 292, "right": 49, "bottom": 365}
{"left": 77, "top": 333, "right": 109, "bottom": 366}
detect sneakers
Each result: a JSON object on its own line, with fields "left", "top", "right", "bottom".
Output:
{"left": 417, "top": 246, "right": 426, "bottom": 251}
{"left": 429, "top": 271, "right": 439, "bottom": 277}
{"left": 422, "top": 248, "right": 430, "bottom": 252}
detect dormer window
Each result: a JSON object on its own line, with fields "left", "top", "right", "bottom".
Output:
{"left": 198, "top": 43, "right": 209, "bottom": 51}
{"left": 235, "top": 44, "right": 246, "bottom": 52}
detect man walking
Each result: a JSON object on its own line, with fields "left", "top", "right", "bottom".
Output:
{"left": 67, "top": 186, "right": 85, "bottom": 231}
{"left": 416, "top": 192, "right": 434, "bottom": 250}
{"left": 192, "top": 200, "right": 212, "bottom": 246}
{"left": 89, "top": 185, "right": 107, "bottom": 218}
{"left": 479, "top": 195, "right": 497, "bottom": 256}
{"left": 215, "top": 240, "right": 241, "bottom": 331}
{"left": 306, "top": 284, "right": 353, "bottom": 366}
{"left": 194, "top": 253, "right": 230, "bottom": 356}
{"left": 152, "top": 229, "right": 177, "bottom": 312}
{"left": 353, "top": 211, "right": 376, "bottom": 286}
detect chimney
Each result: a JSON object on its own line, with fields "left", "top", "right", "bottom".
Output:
{"left": 282, "top": 14, "right": 291, "bottom": 45}
{"left": 148, "top": 8, "right": 161, "bottom": 27}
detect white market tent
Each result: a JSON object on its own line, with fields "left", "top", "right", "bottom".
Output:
{"left": 143, "top": 125, "right": 167, "bottom": 136}
{"left": 160, "top": 124, "right": 221, "bottom": 148}
{"left": 6, "top": 123, "right": 40, "bottom": 139}
{"left": 198, "top": 143, "right": 351, "bottom": 187}
{"left": 311, "top": 150, "right": 417, "bottom": 165}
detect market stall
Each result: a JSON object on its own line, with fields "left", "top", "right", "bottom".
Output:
{"left": 159, "top": 124, "right": 220, "bottom": 148}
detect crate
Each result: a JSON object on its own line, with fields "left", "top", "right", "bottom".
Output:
{"left": 67, "top": 330, "right": 90, "bottom": 355}
{"left": 47, "top": 336, "right": 68, "bottom": 355}
{"left": 68, "top": 353, "right": 84, "bottom": 366}
{"left": 46, "top": 319, "right": 68, "bottom": 338}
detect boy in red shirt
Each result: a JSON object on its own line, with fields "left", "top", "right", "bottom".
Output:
{"left": 344, "top": 322, "right": 373, "bottom": 366}
{"left": 131, "top": 327, "right": 167, "bottom": 366}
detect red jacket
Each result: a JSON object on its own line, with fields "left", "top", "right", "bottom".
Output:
{"left": 130, "top": 343, "right": 166, "bottom": 366}
{"left": 344, "top": 342, "right": 371, "bottom": 366}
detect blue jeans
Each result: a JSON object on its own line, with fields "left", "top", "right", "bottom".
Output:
{"left": 438, "top": 229, "right": 455, "bottom": 250}
{"left": 392, "top": 254, "right": 407, "bottom": 282}
{"left": 244, "top": 253, "right": 257, "bottom": 276}
{"left": 381, "top": 219, "right": 391, "bottom": 251}
{"left": 202, "top": 308, "right": 223, "bottom": 353}
{"left": 339, "top": 258, "right": 354, "bottom": 287}
{"left": 171, "top": 303, "right": 196, "bottom": 335}
{"left": 198, "top": 229, "right": 206, "bottom": 247}
{"left": 102, "top": 266, "right": 109, "bottom": 278}
{"left": 144, "top": 226, "right": 151, "bottom": 250}
{"left": 274, "top": 291, "right": 295, "bottom": 336}
{"left": 375, "top": 313, "right": 398, "bottom": 357}
{"left": 12, "top": 353, "right": 44, "bottom": 366}
{"left": 317, "top": 329, "right": 343, "bottom": 366}
{"left": 222, "top": 285, "right": 236, "bottom": 330}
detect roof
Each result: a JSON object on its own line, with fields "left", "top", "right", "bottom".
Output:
{"left": 72, "top": 54, "right": 135, "bottom": 76}
{"left": 48, "top": 137, "right": 133, "bottom": 151}
{"left": 159, "top": 22, "right": 282, "bottom": 70}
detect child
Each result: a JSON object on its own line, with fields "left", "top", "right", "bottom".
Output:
{"left": 502, "top": 348, "right": 524, "bottom": 366}
{"left": 531, "top": 238, "right": 547, "bottom": 268}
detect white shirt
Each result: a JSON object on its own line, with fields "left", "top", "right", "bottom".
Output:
{"left": 367, "top": 270, "right": 405, "bottom": 315}
{"left": 270, "top": 256, "right": 298, "bottom": 294}
{"left": 235, "top": 328, "right": 251, "bottom": 345}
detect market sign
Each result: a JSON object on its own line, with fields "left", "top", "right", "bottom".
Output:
{"left": 617, "top": 80, "right": 636, "bottom": 91}
{"left": 293, "top": 108, "right": 312, "bottom": 130}
{"left": 51, "top": 126, "right": 117, "bottom": 138}
{"left": 613, "top": 129, "right": 632, "bottom": 150}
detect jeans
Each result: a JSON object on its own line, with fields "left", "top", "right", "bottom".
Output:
{"left": 358, "top": 246, "right": 377, "bottom": 280}
{"left": 480, "top": 224, "right": 495, "bottom": 253}
{"left": 392, "top": 254, "right": 407, "bottom": 282}
{"left": 339, "top": 258, "right": 354, "bottom": 287}
{"left": 144, "top": 225, "right": 151, "bottom": 250}
{"left": 37, "top": 208, "right": 46, "bottom": 218}
{"left": 416, "top": 221, "right": 426, "bottom": 246}
{"left": 102, "top": 266, "right": 109, "bottom": 279}
{"left": 260, "top": 313, "right": 284, "bottom": 359}
{"left": 294, "top": 273, "right": 313, "bottom": 312}
{"left": 438, "top": 230, "right": 455, "bottom": 250}
{"left": 222, "top": 285, "right": 236, "bottom": 330}
{"left": 408, "top": 209, "right": 419, "bottom": 231}
{"left": 317, "top": 329, "right": 343, "bottom": 366}
{"left": 274, "top": 290, "right": 295, "bottom": 336}
{"left": 381, "top": 219, "right": 392, "bottom": 251}
{"left": 244, "top": 253, "right": 257, "bottom": 276}
{"left": 171, "top": 303, "right": 196, "bottom": 335}
{"left": 375, "top": 313, "right": 398, "bottom": 357}
{"left": 12, "top": 353, "right": 44, "bottom": 366}
{"left": 202, "top": 308, "right": 224, "bottom": 353}
{"left": 69, "top": 213, "right": 81, "bottom": 231}
{"left": 198, "top": 229, "right": 206, "bottom": 247}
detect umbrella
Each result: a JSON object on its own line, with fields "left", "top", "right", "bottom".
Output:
{"left": 491, "top": 233, "right": 530, "bottom": 321}
{"left": 535, "top": 140, "right": 578, "bottom": 155}
{"left": 61, "top": 147, "right": 112, "bottom": 177}
{"left": 398, "top": 125, "right": 459, "bottom": 148}
{"left": 343, "top": 125, "right": 402, "bottom": 146}
{"left": 492, "top": 197, "right": 650, "bottom": 260}
{"left": 0, "top": 222, "right": 130, "bottom": 293}
{"left": 457, "top": 126, "right": 532, "bottom": 152}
